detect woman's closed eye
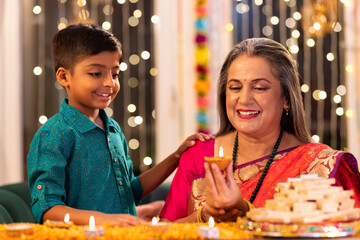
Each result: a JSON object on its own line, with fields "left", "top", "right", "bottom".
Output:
{"left": 254, "top": 87, "right": 268, "bottom": 91}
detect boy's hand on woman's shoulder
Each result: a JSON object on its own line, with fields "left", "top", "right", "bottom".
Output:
{"left": 175, "top": 133, "right": 212, "bottom": 158}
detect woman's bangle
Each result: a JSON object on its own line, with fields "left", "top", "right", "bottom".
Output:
{"left": 197, "top": 205, "right": 205, "bottom": 223}
{"left": 244, "top": 199, "right": 255, "bottom": 211}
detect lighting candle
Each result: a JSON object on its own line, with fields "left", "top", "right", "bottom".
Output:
{"left": 204, "top": 146, "right": 231, "bottom": 170}
{"left": 84, "top": 216, "right": 104, "bottom": 238}
{"left": 4, "top": 223, "right": 34, "bottom": 238}
{"left": 44, "top": 213, "right": 73, "bottom": 228}
{"left": 150, "top": 216, "right": 168, "bottom": 231}
{"left": 198, "top": 217, "right": 219, "bottom": 239}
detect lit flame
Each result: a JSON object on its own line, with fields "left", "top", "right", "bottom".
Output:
{"left": 151, "top": 217, "right": 158, "bottom": 225}
{"left": 209, "top": 217, "right": 215, "bottom": 228}
{"left": 64, "top": 213, "right": 70, "bottom": 223}
{"left": 89, "top": 216, "right": 95, "bottom": 230}
{"left": 219, "top": 146, "right": 224, "bottom": 157}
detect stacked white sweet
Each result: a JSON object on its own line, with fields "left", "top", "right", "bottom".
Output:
{"left": 246, "top": 174, "right": 360, "bottom": 223}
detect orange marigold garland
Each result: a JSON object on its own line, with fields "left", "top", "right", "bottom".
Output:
{"left": 195, "top": 0, "right": 210, "bottom": 134}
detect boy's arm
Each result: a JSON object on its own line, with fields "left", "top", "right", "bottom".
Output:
{"left": 138, "top": 133, "right": 211, "bottom": 197}
{"left": 43, "top": 205, "right": 144, "bottom": 226}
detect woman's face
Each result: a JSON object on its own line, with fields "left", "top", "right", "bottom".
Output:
{"left": 225, "top": 55, "right": 287, "bottom": 138}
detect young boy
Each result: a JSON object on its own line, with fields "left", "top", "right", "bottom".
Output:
{"left": 27, "top": 23, "right": 209, "bottom": 226}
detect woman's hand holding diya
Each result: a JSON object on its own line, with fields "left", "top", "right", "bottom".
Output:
{"left": 201, "top": 161, "right": 249, "bottom": 223}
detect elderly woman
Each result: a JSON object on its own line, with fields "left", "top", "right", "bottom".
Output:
{"left": 160, "top": 38, "right": 360, "bottom": 223}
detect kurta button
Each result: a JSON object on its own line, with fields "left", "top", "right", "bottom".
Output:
{"left": 37, "top": 185, "right": 42, "bottom": 190}
{"left": 119, "top": 181, "right": 122, "bottom": 186}
{"left": 108, "top": 138, "right": 110, "bottom": 142}
{"left": 114, "top": 158, "right": 117, "bottom": 163}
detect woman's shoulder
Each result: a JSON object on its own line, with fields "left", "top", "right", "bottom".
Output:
{"left": 294, "top": 142, "right": 357, "bottom": 161}
{"left": 184, "top": 138, "right": 214, "bottom": 155}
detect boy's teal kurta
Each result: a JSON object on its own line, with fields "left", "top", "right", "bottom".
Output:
{"left": 27, "top": 98, "right": 142, "bottom": 223}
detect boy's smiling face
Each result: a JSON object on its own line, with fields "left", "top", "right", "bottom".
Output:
{"left": 58, "top": 51, "right": 121, "bottom": 117}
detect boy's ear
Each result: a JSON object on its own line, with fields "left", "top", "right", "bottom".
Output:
{"left": 56, "top": 67, "right": 70, "bottom": 87}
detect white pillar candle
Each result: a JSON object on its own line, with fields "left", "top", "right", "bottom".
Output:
{"left": 84, "top": 216, "right": 104, "bottom": 238}
{"left": 198, "top": 217, "right": 219, "bottom": 239}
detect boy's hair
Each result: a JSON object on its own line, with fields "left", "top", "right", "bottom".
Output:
{"left": 51, "top": 23, "right": 122, "bottom": 73}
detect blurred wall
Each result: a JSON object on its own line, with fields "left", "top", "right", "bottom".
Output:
{"left": 0, "top": 0, "right": 23, "bottom": 185}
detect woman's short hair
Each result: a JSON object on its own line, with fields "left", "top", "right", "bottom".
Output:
{"left": 216, "top": 38, "right": 313, "bottom": 143}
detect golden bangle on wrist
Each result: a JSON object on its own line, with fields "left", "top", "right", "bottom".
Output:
{"left": 197, "top": 205, "right": 205, "bottom": 223}
{"left": 244, "top": 199, "right": 255, "bottom": 211}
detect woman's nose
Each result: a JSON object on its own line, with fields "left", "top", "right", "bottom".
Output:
{"left": 238, "top": 88, "right": 252, "bottom": 105}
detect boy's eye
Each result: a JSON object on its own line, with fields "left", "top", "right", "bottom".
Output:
{"left": 112, "top": 73, "right": 120, "bottom": 79}
{"left": 89, "top": 72, "right": 102, "bottom": 77}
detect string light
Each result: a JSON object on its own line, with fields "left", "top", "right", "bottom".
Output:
{"left": 313, "top": 90, "right": 321, "bottom": 100}
{"left": 301, "top": 84, "right": 310, "bottom": 93}
{"left": 102, "top": 21, "right": 111, "bottom": 30}
{"left": 128, "top": 116, "right": 137, "bottom": 127}
{"left": 134, "top": 116, "right": 143, "bottom": 125}
{"left": 151, "top": 15, "right": 160, "bottom": 24}
{"left": 129, "top": 54, "right": 140, "bottom": 65}
{"left": 128, "top": 16, "right": 139, "bottom": 27}
{"left": 319, "top": 91, "right": 327, "bottom": 100}
{"left": 127, "top": 104, "right": 136, "bottom": 113}
{"left": 289, "top": 45, "right": 299, "bottom": 54}
{"left": 336, "top": 107, "right": 344, "bottom": 116}
{"left": 77, "top": 0, "right": 86, "bottom": 7}
{"left": 39, "top": 115, "right": 48, "bottom": 125}
{"left": 336, "top": 85, "right": 346, "bottom": 95}
{"left": 292, "top": 30, "right": 300, "bottom": 38}
{"left": 270, "top": 16, "right": 280, "bottom": 25}
{"left": 120, "top": 62, "right": 128, "bottom": 71}
{"left": 236, "top": 3, "right": 250, "bottom": 14}
{"left": 103, "top": 5, "right": 114, "bottom": 15}
{"left": 326, "top": 53, "right": 335, "bottom": 61}
{"left": 285, "top": 18, "right": 296, "bottom": 28}
{"left": 293, "top": 11, "right": 302, "bottom": 20}
{"left": 345, "top": 109, "right": 353, "bottom": 118}
{"left": 307, "top": 38, "right": 315, "bottom": 47}
{"left": 225, "top": 23, "right": 234, "bottom": 32}
{"left": 312, "top": 135, "right": 320, "bottom": 142}
{"left": 33, "top": 66, "right": 42, "bottom": 75}
{"left": 150, "top": 68, "right": 158, "bottom": 76}
{"left": 333, "top": 95, "right": 341, "bottom": 103}
{"left": 117, "top": 0, "right": 126, "bottom": 4}
{"left": 133, "top": 9, "right": 142, "bottom": 18}
{"left": 141, "top": 51, "right": 150, "bottom": 60}
{"left": 129, "top": 139, "right": 139, "bottom": 150}
{"left": 128, "top": 77, "right": 138, "bottom": 88}
{"left": 143, "top": 157, "right": 152, "bottom": 166}
{"left": 33, "top": 5, "right": 42, "bottom": 14}
{"left": 262, "top": 26, "right": 273, "bottom": 36}
{"left": 345, "top": 64, "right": 353, "bottom": 73}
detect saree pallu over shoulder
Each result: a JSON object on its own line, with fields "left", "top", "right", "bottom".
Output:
{"left": 188, "top": 143, "right": 360, "bottom": 215}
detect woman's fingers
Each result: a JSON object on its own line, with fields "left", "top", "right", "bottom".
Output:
{"left": 204, "top": 162, "right": 219, "bottom": 197}
{"left": 210, "top": 163, "right": 230, "bottom": 197}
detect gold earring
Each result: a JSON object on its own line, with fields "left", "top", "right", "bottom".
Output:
{"left": 285, "top": 105, "right": 290, "bottom": 116}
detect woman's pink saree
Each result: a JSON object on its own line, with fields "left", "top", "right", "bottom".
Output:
{"left": 160, "top": 139, "right": 360, "bottom": 221}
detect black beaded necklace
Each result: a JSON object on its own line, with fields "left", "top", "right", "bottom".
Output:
{"left": 232, "top": 129, "right": 283, "bottom": 203}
